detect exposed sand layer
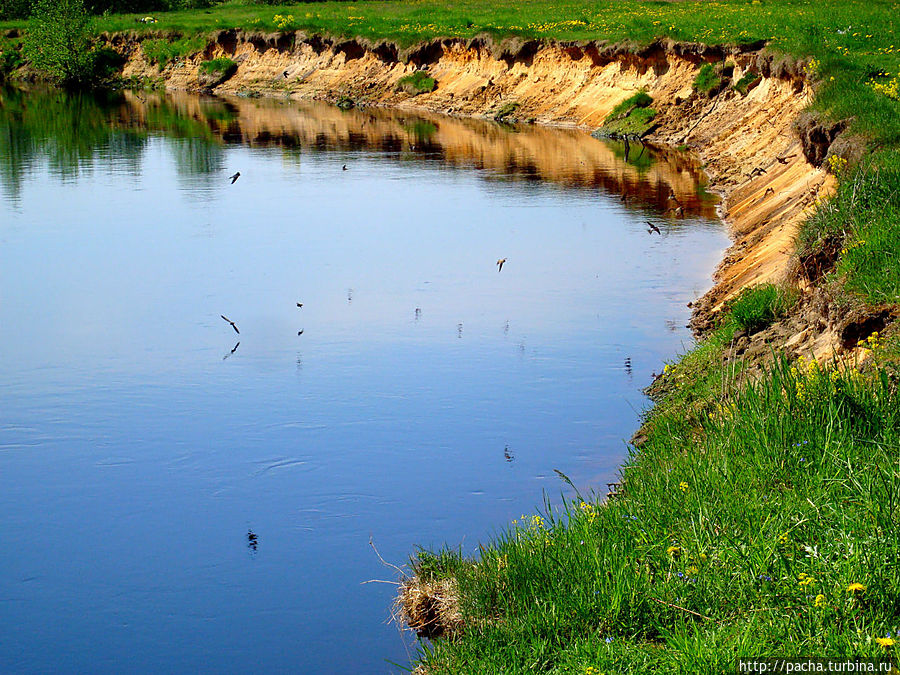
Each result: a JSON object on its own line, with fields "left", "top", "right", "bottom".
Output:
{"left": 114, "top": 32, "right": 838, "bottom": 351}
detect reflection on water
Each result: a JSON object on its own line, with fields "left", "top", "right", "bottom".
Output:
{"left": 0, "top": 84, "right": 727, "bottom": 673}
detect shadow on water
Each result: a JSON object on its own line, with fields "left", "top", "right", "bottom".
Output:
{"left": 0, "top": 84, "right": 717, "bottom": 219}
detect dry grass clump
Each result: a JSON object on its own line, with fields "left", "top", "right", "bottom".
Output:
{"left": 395, "top": 575, "right": 463, "bottom": 640}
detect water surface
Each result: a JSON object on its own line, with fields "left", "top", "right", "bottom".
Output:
{"left": 0, "top": 86, "right": 727, "bottom": 673}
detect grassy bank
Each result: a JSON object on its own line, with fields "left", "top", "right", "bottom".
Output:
{"left": 4, "top": 1, "right": 900, "bottom": 671}
{"left": 406, "top": 335, "right": 900, "bottom": 672}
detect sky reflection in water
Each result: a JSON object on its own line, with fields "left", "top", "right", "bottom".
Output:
{"left": 0, "top": 87, "right": 727, "bottom": 673}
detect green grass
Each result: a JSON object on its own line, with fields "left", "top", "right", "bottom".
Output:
{"left": 692, "top": 62, "right": 727, "bottom": 97}
{"left": 396, "top": 69, "right": 436, "bottom": 95}
{"left": 198, "top": 56, "right": 233, "bottom": 74}
{"left": 141, "top": 34, "right": 205, "bottom": 67}
{"left": 3, "top": 0, "right": 899, "bottom": 143}
{"left": 727, "top": 283, "right": 796, "bottom": 334}
{"left": 608, "top": 91, "right": 652, "bottom": 118}
{"left": 3, "top": 1, "right": 897, "bottom": 136}
{"left": 0, "top": 38, "right": 23, "bottom": 77}
{"left": 733, "top": 69, "right": 761, "bottom": 96}
{"left": 4, "top": 0, "right": 900, "bottom": 671}
{"left": 798, "top": 151, "right": 900, "bottom": 305}
{"left": 596, "top": 90, "right": 656, "bottom": 136}
{"left": 414, "top": 348, "right": 900, "bottom": 673}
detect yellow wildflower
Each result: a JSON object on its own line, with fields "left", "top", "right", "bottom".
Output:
{"left": 876, "top": 637, "right": 895, "bottom": 648}
{"left": 666, "top": 545, "right": 681, "bottom": 557}
{"left": 814, "top": 594, "right": 825, "bottom": 607}
{"left": 847, "top": 582, "right": 866, "bottom": 593}
{"left": 678, "top": 481, "right": 688, "bottom": 493}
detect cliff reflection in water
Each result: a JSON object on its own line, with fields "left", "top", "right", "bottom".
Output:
{"left": 0, "top": 84, "right": 717, "bottom": 218}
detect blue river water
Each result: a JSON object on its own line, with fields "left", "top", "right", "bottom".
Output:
{"left": 0, "top": 87, "right": 727, "bottom": 673}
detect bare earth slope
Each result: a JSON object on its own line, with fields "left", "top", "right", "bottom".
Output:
{"left": 116, "top": 32, "right": 837, "bottom": 350}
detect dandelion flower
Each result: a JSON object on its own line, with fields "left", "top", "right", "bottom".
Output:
{"left": 814, "top": 594, "right": 825, "bottom": 607}
{"left": 847, "top": 582, "right": 867, "bottom": 593}
{"left": 876, "top": 637, "right": 895, "bottom": 648}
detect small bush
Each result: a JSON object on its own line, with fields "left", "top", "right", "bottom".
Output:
{"left": 0, "top": 39, "right": 24, "bottom": 77}
{"left": 693, "top": 63, "right": 726, "bottom": 97}
{"left": 494, "top": 101, "right": 520, "bottom": 122}
{"left": 24, "top": 0, "right": 99, "bottom": 87}
{"left": 199, "top": 57, "right": 235, "bottom": 76}
{"left": 606, "top": 90, "right": 653, "bottom": 120}
{"left": 396, "top": 70, "right": 436, "bottom": 95}
{"left": 198, "top": 57, "right": 236, "bottom": 87}
{"left": 727, "top": 283, "right": 795, "bottom": 333}
{"left": 597, "top": 92, "right": 657, "bottom": 137}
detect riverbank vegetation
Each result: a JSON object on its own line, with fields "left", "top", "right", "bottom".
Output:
{"left": 3, "top": 0, "right": 900, "bottom": 671}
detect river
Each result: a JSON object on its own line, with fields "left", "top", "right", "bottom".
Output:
{"left": 0, "top": 85, "right": 727, "bottom": 673}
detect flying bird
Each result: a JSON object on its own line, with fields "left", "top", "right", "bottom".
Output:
{"left": 497, "top": 258, "right": 507, "bottom": 272}
{"left": 282, "top": 69, "right": 289, "bottom": 79}
{"left": 667, "top": 190, "right": 681, "bottom": 206}
{"left": 297, "top": 329, "right": 304, "bottom": 336}
{"left": 646, "top": 221, "right": 661, "bottom": 235}
{"left": 221, "top": 315, "right": 240, "bottom": 334}
{"left": 296, "top": 302, "right": 303, "bottom": 308}
{"left": 229, "top": 171, "right": 240, "bottom": 184}
{"left": 775, "top": 154, "right": 796, "bottom": 164}
{"left": 342, "top": 165, "right": 348, "bottom": 171}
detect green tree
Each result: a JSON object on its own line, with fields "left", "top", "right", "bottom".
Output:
{"left": 24, "top": 0, "right": 98, "bottom": 87}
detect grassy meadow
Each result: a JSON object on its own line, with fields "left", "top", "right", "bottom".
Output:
{"left": 3, "top": 0, "right": 900, "bottom": 672}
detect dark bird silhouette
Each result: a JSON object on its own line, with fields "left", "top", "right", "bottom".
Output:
{"left": 342, "top": 165, "right": 348, "bottom": 171}
{"left": 646, "top": 221, "right": 661, "bottom": 235}
{"left": 221, "top": 315, "right": 239, "bottom": 334}
{"left": 223, "top": 341, "right": 240, "bottom": 360}
{"left": 667, "top": 190, "right": 681, "bottom": 206}
{"left": 497, "top": 258, "right": 507, "bottom": 272}
{"left": 282, "top": 69, "right": 289, "bottom": 79}
{"left": 296, "top": 302, "right": 303, "bottom": 308}
{"left": 229, "top": 171, "right": 240, "bottom": 184}
{"left": 247, "top": 529, "right": 258, "bottom": 551}
{"left": 668, "top": 206, "right": 684, "bottom": 218}
{"left": 764, "top": 187, "right": 775, "bottom": 197}
{"left": 750, "top": 166, "right": 767, "bottom": 177}
{"left": 297, "top": 329, "right": 304, "bottom": 336}
{"left": 619, "top": 192, "right": 628, "bottom": 203}
{"left": 775, "top": 154, "right": 796, "bottom": 164}
{"left": 504, "top": 445, "right": 514, "bottom": 462}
